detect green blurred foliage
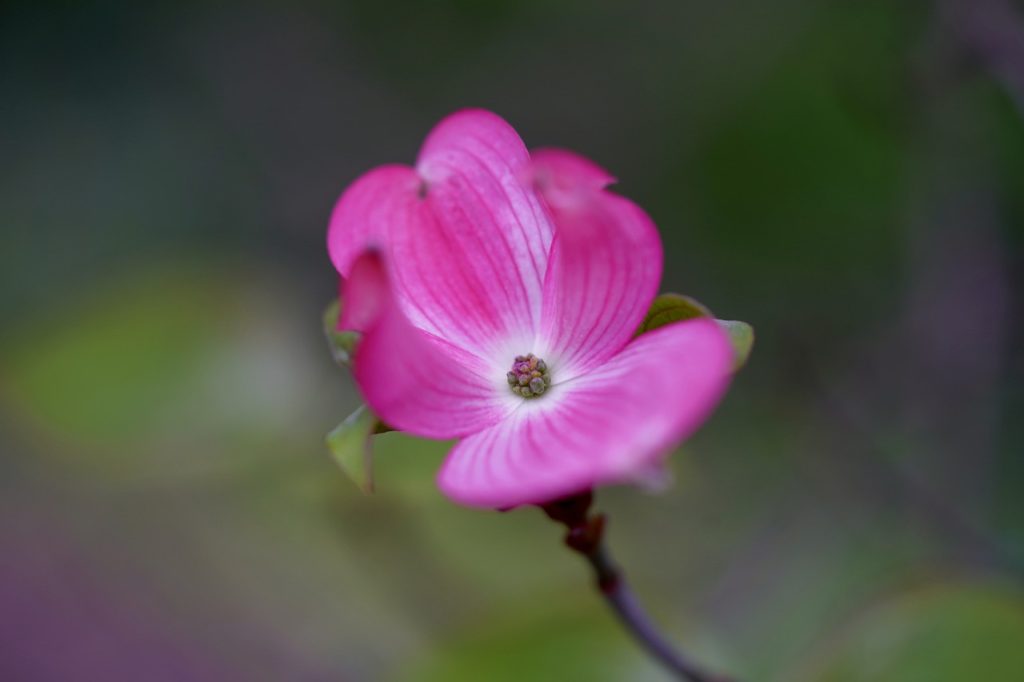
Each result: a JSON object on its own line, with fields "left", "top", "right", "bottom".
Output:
{"left": 398, "top": 605, "right": 651, "bottom": 682}
{"left": 801, "top": 586, "right": 1024, "bottom": 681}
{"left": 1, "top": 266, "right": 231, "bottom": 447}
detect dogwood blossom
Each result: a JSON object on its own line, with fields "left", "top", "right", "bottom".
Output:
{"left": 328, "top": 109, "right": 732, "bottom": 508}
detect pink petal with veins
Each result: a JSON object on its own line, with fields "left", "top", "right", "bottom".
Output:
{"left": 532, "top": 149, "right": 663, "bottom": 380}
{"left": 437, "top": 318, "right": 733, "bottom": 508}
{"left": 341, "top": 251, "right": 515, "bottom": 439}
{"left": 327, "top": 165, "right": 420, "bottom": 278}
{"left": 530, "top": 147, "right": 617, "bottom": 196}
{"left": 328, "top": 110, "right": 555, "bottom": 361}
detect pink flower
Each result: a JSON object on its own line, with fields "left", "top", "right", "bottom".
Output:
{"left": 328, "top": 109, "right": 733, "bottom": 508}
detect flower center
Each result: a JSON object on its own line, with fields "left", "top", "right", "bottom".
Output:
{"left": 506, "top": 353, "right": 551, "bottom": 398}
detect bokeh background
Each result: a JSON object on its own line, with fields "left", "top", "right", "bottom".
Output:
{"left": 2, "top": 1, "right": 1023, "bottom": 680}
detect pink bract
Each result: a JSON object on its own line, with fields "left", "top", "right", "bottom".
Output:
{"left": 328, "top": 109, "right": 733, "bottom": 508}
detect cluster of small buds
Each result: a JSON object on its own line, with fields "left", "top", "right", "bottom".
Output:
{"left": 507, "top": 353, "right": 551, "bottom": 398}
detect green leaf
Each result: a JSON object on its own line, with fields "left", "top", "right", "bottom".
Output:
{"left": 637, "top": 293, "right": 754, "bottom": 371}
{"left": 717, "top": 319, "right": 755, "bottom": 370}
{"left": 325, "top": 404, "right": 379, "bottom": 493}
{"left": 635, "top": 293, "right": 713, "bottom": 335}
{"left": 322, "top": 299, "right": 360, "bottom": 367}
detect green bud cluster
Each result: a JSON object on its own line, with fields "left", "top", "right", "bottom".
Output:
{"left": 507, "top": 353, "right": 551, "bottom": 398}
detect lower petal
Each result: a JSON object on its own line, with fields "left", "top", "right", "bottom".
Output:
{"left": 437, "top": 318, "right": 733, "bottom": 508}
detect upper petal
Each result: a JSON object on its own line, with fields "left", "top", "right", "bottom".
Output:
{"left": 532, "top": 149, "right": 663, "bottom": 381}
{"left": 328, "top": 110, "right": 556, "bottom": 362}
{"left": 411, "top": 109, "right": 555, "bottom": 358}
{"left": 342, "top": 250, "right": 516, "bottom": 439}
{"left": 437, "top": 318, "right": 733, "bottom": 508}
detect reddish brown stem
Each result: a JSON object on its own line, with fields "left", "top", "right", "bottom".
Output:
{"left": 540, "top": 492, "right": 736, "bottom": 682}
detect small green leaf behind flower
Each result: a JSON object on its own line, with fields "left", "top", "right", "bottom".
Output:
{"left": 717, "top": 319, "right": 754, "bottom": 371}
{"left": 323, "top": 299, "right": 395, "bottom": 492}
{"left": 322, "top": 299, "right": 360, "bottom": 367}
{"left": 635, "top": 293, "right": 713, "bottom": 333}
{"left": 637, "top": 293, "right": 754, "bottom": 371}
{"left": 326, "top": 404, "right": 390, "bottom": 493}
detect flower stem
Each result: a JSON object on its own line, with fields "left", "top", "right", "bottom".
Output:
{"left": 541, "top": 492, "right": 735, "bottom": 682}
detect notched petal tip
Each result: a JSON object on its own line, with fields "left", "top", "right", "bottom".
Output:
{"left": 327, "top": 164, "right": 421, "bottom": 277}
{"left": 529, "top": 148, "right": 617, "bottom": 207}
{"left": 416, "top": 108, "right": 529, "bottom": 182}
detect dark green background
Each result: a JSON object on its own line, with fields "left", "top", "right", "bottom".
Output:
{"left": 2, "top": 1, "right": 1022, "bottom": 680}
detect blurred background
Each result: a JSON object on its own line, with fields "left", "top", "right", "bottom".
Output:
{"left": 2, "top": 1, "right": 1023, "bottom": 680}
